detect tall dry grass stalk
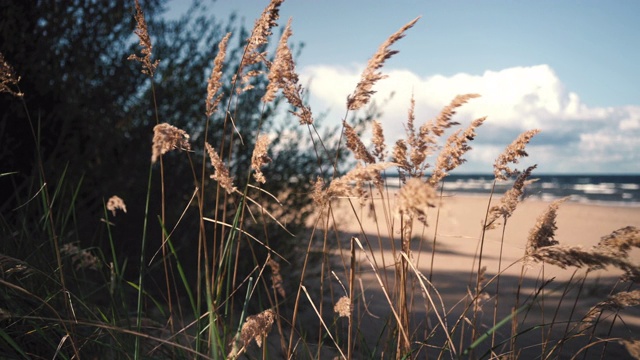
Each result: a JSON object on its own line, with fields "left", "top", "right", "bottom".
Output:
{"left": 263, "top": 18, "right": 312, "bottom": 124}
{"left": 429, "top": 116, "right": 486, "bottom": 184}
{"left": 393, "top": 94, "right": 481, "bottom": 182}
{"left": 494, "top": 129, "right": 540, "bottom": 181}
{"left": 371, "top": 120, "right": 387, "bottom": 162}
{"left": 485, "top": 165, "right": 537, "bottom": 230}
{"left": 206, "top": 32, "right": 231, "bottom": 118}
{"left": 128, "top": 0, "right": 159, "bottom": 76}
{"left": 204, "top": 142, "right": 236, "bottom": 194}
{"left": 236, "top": 0, "right": 284, "bottom": 93}
{"left": 251, "top": 134, "right": 272, "bottom": 184}
{"left": 347, "top": 17, "right": 420, "bottom": 111}
{"left": 580, "top": 290, "right": 640, "bottom": 331}
{"left": 524, "top": 197, "right": 567, "bottom": 257}
{"left": 343, "top": 121, "right": 376, "bottom": 164}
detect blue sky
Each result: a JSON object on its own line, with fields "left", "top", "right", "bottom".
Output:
{"left": 167, "top": 1, "right": 640, "bottom": 174}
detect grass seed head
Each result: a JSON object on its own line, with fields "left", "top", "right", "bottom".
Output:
{"left": 128, "top": 0, "right": 159, "bottom": 76}
{"left": 347, "top": 17, "right": 419, "bottom": 110}
{"left": 206, "top": 32, "right": 231, "bottom": 117}
{"left": 106, "top": 196, "right": 127, "bottom": 216}
{"left": 334, "top": 296, "right": 352, "bottom": 318}
{"left": 251, "top": 134, "right": 272, "bottom": 184}
{"left": 205, "top": 142, "right": 236, "bottom": 194}
{"left": 494, "top": 129, "right": 540, "bottom": 181}
{"left": 0, "top": 52, "right": 23, "bottom": 97}
{"left": 240, "top": 309, "right": 275, "bottom": 348}
{"left": 151, "top": 123, "right": 191, "bottom": 164}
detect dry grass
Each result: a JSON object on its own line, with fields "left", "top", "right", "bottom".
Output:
{"left": 1, "top": 1, "right": 639, "bottom": 359}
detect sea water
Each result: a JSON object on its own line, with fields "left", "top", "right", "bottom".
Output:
{"left": 384, "top": 174, "right": 640, "bottom": 206}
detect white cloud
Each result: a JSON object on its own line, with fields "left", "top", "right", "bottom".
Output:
{"left": 299, "top": 64, "right": 640, "bottom": 173}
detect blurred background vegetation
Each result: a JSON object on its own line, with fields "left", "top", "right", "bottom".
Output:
{"left": 0, "top": 0, "right": 359, "bottom": 313}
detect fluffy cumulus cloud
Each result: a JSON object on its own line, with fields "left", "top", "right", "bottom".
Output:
{"left": 300, "top": 64, "right": 640, "bottom": 173}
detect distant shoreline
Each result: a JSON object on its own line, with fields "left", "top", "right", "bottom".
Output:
{"left": 376, "top": 173, "right": 640, "bottom": 206}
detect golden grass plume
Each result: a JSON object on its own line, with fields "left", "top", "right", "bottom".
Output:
{"left": 485, "top": 165, "right": 537, "bottom": 230}
{"left": 206, "top": 32, "right": 231, "bottom": 118}
{"left": 151, "top": 123, "right": 191, "bottom": 164}
{"left": 371, "top": 120, "right": 386, "bottom": 162}
{"left": 240, "top": 308, "right": 275, "bottom": 348}
{"left": 494, "top": 129, "right": 540, "bottom": 181}
{"left": 524, "top": 197, "right": 568, "bottom": 256}
{"left": 237, "top": 0, "right": 284, "bottom": 93}
{"left": 334, "top": 296, "right": 352, "bottom": 318}
{"left": 397, "top": 178, "right": 437, "bottom": 222}
{"left": 128, "top": 0, "right": 159, "bottom": 76}
{"left": 347, "top": 17, "right": 420, "bottom": 110}
{"left": 204, "top": 142, "right": 236, "bottom": 194}
{"left": 263, "top": 18, "right": 313, "bottom": 125}
{"left": 429, "top": 116, "right": 486, "bottom": 184}
{"left": 0, "top": 52, "right": 23, "bottom": 97}
{"left": 106, "top": 195, "right": 127, "bottom": 217}
{"left": 343, "top": 121, "right": 375, "bottom": 164}
{"left": 251, "top": 134, "right": 272, "bottom": 184}
{"left": 580, "top": 290, "right": 640, "bottom": 331}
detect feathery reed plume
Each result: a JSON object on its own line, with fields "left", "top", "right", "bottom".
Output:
{"left": 470, "top": 266, "right": 490, "bottom": 314}
{"left": 530, "top": 244, "right": 640, "bottom": 281}
{"left": 429, "top": 117, "right": 486, "bottom": 184}
{"left": 0, "top": 52, "right": 23, "bottom": 97}
{"left": 407, "top": 96, "right": 431, "bottom": 170}
{"left": 334, "top": 296, "right": 352, "bottom": 318}
{"left": 267, "top": 259, "right": 285, "bottom": 298}
{"left": 312, "top": 163, "right": 395, "bottom": 206}
{"left": 331, "top": 162, "right": 392, "bottom": 191}
{"left": 237, "top": 0, "right": 284, "bottom": 93}
{"left": 251, "top": 134, "right": 272, "bottom": 184}
{"left": 394, "top": 95, "right": 429, "bottom": 181}
{"left": 525, "top": 197, "right": 568, "bottom": 256}
{"left": 597, "top": 226, "right": 640, "bottom": 257}
{"left": 524, "top": 197, "right": 567, "bottom": 256}
{"left": 151, "top": 123, "right": 191, "bottom": 164}
{"left": 240, "top": 309, "right": 275, "bottom": 348}
{"left": 204, "top": 142, "right": 236, "bottom": 194}
{"left": 431, "top": 94, "right": 480, "bottom": 137}
{"left": 485, "top": 165, "right": 537, "bottom": 229}
{"left": 311, "top": 177, "right": 326, "bottom": 207}
{"left": 393, "top": 94, "right": 481, "bottom": 183}
{"left": 347, "top": 17, "right": 420, "bottom": 110}
{"left": 580, "top": 290, "right": 640, "bottom": 331}
{"left": 206, "top": 32, "right": 231, "bottom": 117}
{"left": 392, "top": 139, "right": 411, "bottom": 183}
{"left": 397, "top": 178, "right": 437, "bottom": 223}
{"left": 128, "top": 0, "right": 159, "bottom": 76}
{"left": 263, "top": 19, "right": 313, "bottom": 124}
{"left": 262, "top": 18, "right": 293, "bottom": 104}
{"left": 494, "top": 129, "right": 540, "bottom": 180}
{"left": 372, "top": 120, "right": 386, "bottom": 161}
{"left": 106, "top": 196, "right": 128, "bottom": 216}
{"left": 343, "top": 121, "right": 375, "bottom": 164}
{"left": 529, "top": 227, "right": 640, "bottom": 281}
{"left": 622, "top": 339, "right": 640, "bottom": 359}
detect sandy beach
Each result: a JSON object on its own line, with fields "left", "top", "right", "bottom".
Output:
{"left": 318, "top": 192, "right": 640, "bottom": 358}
